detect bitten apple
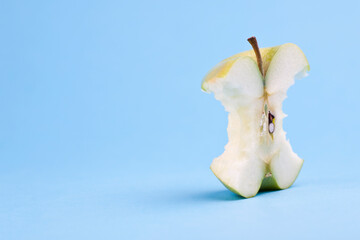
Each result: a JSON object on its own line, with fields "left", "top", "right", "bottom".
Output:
{"left": 202, "top": 37, "right": 309, "bottom": 198}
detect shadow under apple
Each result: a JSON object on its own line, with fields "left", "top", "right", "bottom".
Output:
{"left": 188, "top": 188, "right": 284, "bottom": 202}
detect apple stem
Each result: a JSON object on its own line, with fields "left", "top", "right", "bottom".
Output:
{"left": 247, "top": 36, "right": 264, "bottom": 77}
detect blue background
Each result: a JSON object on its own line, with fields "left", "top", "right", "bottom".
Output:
{"left": 1, "top": 0, "right": 359, "bottom": 239}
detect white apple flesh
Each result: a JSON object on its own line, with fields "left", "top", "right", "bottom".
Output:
{"left": 202, "top": 38, "right": 309, "bottom": 198}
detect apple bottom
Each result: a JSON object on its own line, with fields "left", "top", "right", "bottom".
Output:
{"left": 210, "top": 137, "right": 303, "bottom": 198}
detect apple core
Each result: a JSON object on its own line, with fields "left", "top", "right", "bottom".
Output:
{"left": 202, "top": 37, "right": 310, "bottom": 197}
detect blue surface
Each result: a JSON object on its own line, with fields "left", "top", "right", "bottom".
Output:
{"left": 1, "top": 0, "right": 360, "bottom": 239}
